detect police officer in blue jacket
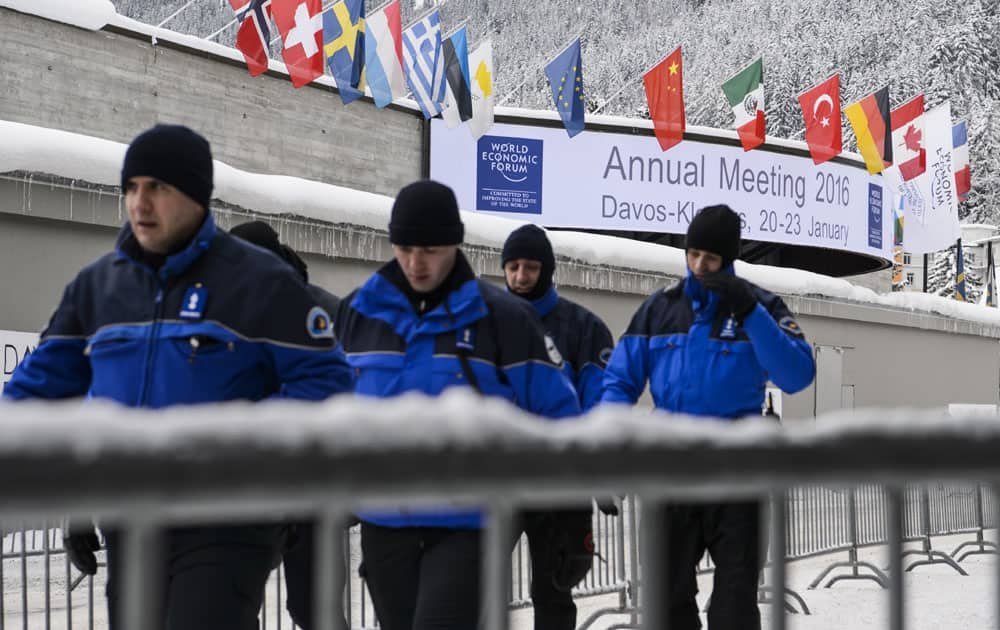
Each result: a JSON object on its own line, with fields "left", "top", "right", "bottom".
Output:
{"left": 501, "top": 224, "right": 615, "bottom": 630}
{"left": 3, "top": 125, "right": 355, "bottom": 630}
{"left": 601, "top": 205, "right": 815, "bottom": 630}
{"left": 334, "top": 180, "right": 581, "bottom": 630}
{"left": 229, "top": 219, "right": 344, "bottom": 630}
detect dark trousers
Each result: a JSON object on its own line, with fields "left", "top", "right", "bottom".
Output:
{"left": 282, "top": 521, "right": 349, "bottom": 629}
{"left": 360, "top": 522, "right": 481, "bottom": 630}
{"left": 519, "top": 511, "right": 581, "bottom": 630}
{"left": 663, "top": 501, "right": 763, "bottom": 630}
{"left": 105, "top": 525, "right": 285, "bottom": 630}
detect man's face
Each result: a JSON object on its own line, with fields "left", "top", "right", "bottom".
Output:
{"left": 503, "top": 258, "right": 543, "bottom": 296}
{"left": 686, "top": 248, "right": 723, "bottom": 279}
{"left": 392, "top": 244, "right": 458, "bottom": 293}
{"left": 125, "top": 176, "right": 206, "bottom": 255}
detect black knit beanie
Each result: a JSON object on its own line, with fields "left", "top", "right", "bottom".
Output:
{"left": 685, "top": 204, "right": 742, "bottom": 267}
{"left": 121, "top": 124, "right": 214, "bottom": 210}
{"left": 230, "top": 220, "right": 309, "bottom": 282}
{"left": 389, "top": 180, "right": 464, "bottom": 246}
{"left": 501, "top": 224, "right": 555, "bottom": 299}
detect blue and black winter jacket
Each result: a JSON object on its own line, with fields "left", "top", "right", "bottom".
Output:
{"left": 3, "top": 215, "right": 354, "bottom": 406}
{"left": 336, "top": 253, "right": 581, "bottom": 528}
{"left": 601, "top": 268, "right": 815, "bottom": 418}
{"left": 528, "top": 287, "right": 614, "bottom": 412}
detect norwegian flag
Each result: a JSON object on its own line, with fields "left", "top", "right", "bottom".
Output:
{"left": 230, "top": 0, "right": 273, "bottom": 77}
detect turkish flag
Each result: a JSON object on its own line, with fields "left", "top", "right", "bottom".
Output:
{"left": 890, "top": 94, "right": 926, "bottom": 182}
{"left": 797, "top": 74, "right": 842, "bottom": 165}
{"left": 643, "top": 47, "right": 685, "bottom": 152}
{"left": 272, "top": 0, "right": 324, "bottom": 88}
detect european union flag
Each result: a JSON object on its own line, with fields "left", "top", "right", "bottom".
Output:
{"left": 323, "top": 0, "right": 366, "bottom": 105}
{"left": 544, "top": 38, "right": 585, "bottom": 138}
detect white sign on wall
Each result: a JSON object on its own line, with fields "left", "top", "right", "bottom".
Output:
{"left": 429, "top": 119, "right": 891, "bottom": 261}
{"left": 2, "top": 331, "right": 39, "bottom": 389}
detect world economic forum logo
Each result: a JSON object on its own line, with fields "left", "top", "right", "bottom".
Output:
{"left": 476, "top": 135, "right": 543, "bottom": 214}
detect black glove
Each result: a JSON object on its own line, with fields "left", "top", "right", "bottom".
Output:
{"left": 700, "top": 272, "right": 757, "bottom": 321}
{"left": 546, "top": 509, "right": 595, "bottom": 592}
{"left": 596, "top": 497, "right": 620, "bottom": 517}
{"left": 64, "top": 525, "right": 101, "bottom": 576}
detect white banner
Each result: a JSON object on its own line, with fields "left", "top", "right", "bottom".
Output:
{"left": 430, "top": 119, "right": 892, "bottom": 261}
{"left": 1, "top": 330, "right": 39, "bottom": 389}
{"left": 884, "top": 102, "right": 961, "bottom": 254}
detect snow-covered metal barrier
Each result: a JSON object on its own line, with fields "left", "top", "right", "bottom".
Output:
{"left": 2, "top": 393, "right": 1000, "bottom": 630}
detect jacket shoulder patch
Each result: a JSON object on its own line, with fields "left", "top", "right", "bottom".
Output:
{"left": 307, "top": 306, "right": 334, "bottom": 339}
{"left": 779, "top": 316, "right": 804, "bottom": 338}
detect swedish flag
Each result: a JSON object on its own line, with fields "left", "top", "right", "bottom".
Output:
{"left": 544, "top": 38, "right": 585, "bottom": 138}
{"left": 323, "top": 0, "right": 366, "bottom": 105}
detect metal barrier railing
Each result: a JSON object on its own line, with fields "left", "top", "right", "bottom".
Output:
{"left": 3, "top": 399, "right": 1000, "bottom": 630}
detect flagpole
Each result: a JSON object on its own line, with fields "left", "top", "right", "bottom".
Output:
{"left": 497, "top": 31, "right": 585, "bottom": 107}
{"left": 638, "top": 46, "right": 680, "bottom": 79}
{"left": 591, "top": 78, "right": 642, "bottom": 114}
{"left": 269, "top": 0, "right": 340, "bottom": 45}
{"left": 369, "top": 0, "right": 396, "bottom": 15}
{"left": 401, "top": 6, "right": 443, "bottom": 32}
{"left": 442, "top": 18, "right": 470, "bottom": 40}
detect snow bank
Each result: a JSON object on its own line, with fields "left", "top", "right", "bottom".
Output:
{"left": 3, "top": 118, "right": 999, "bottom": 327}
{"left": 0, "top": 0, "right": 115, "bottom": 31}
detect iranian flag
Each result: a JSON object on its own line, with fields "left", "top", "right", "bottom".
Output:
{"left": 722, "top": 57, "right": 765, "bottom": 151}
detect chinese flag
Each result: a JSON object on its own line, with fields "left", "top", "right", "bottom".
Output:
{"left": 272, "top": 0, "right": 324, "bottom": 88}
{"left": 644, "top": 47, "right": 685, "bottom": 152}
{"left": 797, "top": 74, "right": 842, "bottom": 165}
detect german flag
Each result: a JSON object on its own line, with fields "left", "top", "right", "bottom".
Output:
{"left": 845, "top": 86, "right": 893, "bottom": 174}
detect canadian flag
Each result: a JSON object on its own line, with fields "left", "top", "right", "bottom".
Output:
{"left": 890, "top": 95, "right": 925, "bottom": 182}
{"left": 272, "top": 0, "right": 324, "bottom": 88}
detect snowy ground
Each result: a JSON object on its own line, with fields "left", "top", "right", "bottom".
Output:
{"left": 3, "top": 529, "right": 996, "bottom": 629}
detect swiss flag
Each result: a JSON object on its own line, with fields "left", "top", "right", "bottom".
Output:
{"left": 890, "top": 95, "right": 925, "bottom": 182}
{"left": 643, "top": 47, "right": 685, "bottom": 152}
{"left": 797, "top": 74, "right": 842, "bottom": 165}
{"left": 272, "top": 0, "right": 324, "bottom": 88}
{"left": 229, "top": 0, "right": 273, "bottom": 77}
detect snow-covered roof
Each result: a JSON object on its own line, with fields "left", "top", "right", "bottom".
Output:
{"left": 1, "top": 0, "right": 115, "bottom": 31}
{"left": 3, "top": 118, "right": 1000, "bottom": 329}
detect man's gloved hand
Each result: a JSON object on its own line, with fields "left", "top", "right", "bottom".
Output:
{"left": 595, "top": 497, "right": 620, "bottom": 517}
{"left": 700, "top": 272, "right": 757, "bottom": 321}
{"left": 64, "top": 524, "right": 101, "bottom": 576}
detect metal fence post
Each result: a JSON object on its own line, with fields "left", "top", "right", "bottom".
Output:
{"left": 122, "top": 518, "right": 164, "bottom": 630}
{"left": 639, "top": 497, "right": 668, "bottom": 630}
{"left": 887, "top": 486, "right": 904, "bottom": 630}
{"left": 483, "top": 500, "right": 514, "bottom": 630}
{"left": 315, "top": 510, "right": 348, "bottom": 630}
{"left": 769, "top": 490, "right": 787, "bottom": 630}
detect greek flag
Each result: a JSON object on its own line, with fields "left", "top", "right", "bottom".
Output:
{"left": 402, "top": 10, "right": 446, "bottom": 118}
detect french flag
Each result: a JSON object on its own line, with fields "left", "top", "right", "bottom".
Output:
{"left": 364, "top": 0, "right": 406, "bottom": 109}
{"left": 953, "top": 121, "right": 971, "bottom": 202}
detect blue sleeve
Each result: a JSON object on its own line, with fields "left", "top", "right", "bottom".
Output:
{"left": 3, "top": 337, "right": 90, "bottom": 400}
{"left": 742, "top": 303, "right": 815, "bottom": 394}
{"left": 576, "top": 363, "right": 606, "bottom": 412}
{"left": 267, "top": 342, "right": 356, "bottom": 401}
{"left": 600, "top": 335, "right": 649, "bottom": 405}
{"left": 3, "top": 280, "right": 91, "bottom": 401}
{"left": 505, "top": 359, "right": 581, "bottom": 419}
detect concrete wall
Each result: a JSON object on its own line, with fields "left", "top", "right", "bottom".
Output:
{"left": 0, "top": 8, "right": 423, "bottom": 198}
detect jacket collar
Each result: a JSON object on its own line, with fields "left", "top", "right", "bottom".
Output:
{"left": 352, "top": 252, "right": 488, "bottom": 340}
{"left": 115, "top": 214, "right": 216, "bottom": 280}
{"left": 528, "top": 285, "right": 560, "bottom": 319}
{"left": 682, "top": 264, "right": 734, "bottom": 318}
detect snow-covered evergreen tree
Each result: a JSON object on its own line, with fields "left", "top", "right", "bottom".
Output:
{"left": 927, "top": 241, "right": 983, "bottom": 302}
